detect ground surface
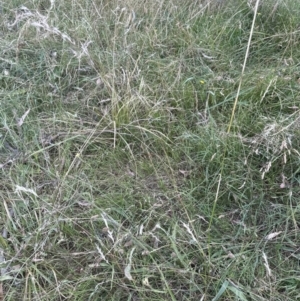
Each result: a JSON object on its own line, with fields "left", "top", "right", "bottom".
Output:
{"left": 1, "top": 0, "right": 300, "bottom": 300}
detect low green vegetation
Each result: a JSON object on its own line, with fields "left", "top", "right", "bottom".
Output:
{"left": 1, "top": 0, "right": 300, "bottom": 300}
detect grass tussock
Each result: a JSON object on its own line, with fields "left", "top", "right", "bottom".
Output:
{"left": 1, "top": 0, "right": 300, "bottom": 300}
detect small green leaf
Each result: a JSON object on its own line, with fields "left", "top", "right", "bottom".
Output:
{"left": 0, "top": 236, "right": 7, "bottom": 248}
{"left": 0, "top": 275, "right": 14, "bottom": 281}
{"left": 212, "top": 280, "right": 229, "bottom": 301}
{"left": 228, "top": 284, "right": 248, "bottom": 301}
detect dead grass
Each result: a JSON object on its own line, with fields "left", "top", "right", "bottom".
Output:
{"left": 1, "top": 0, "right": 300, "bottom": 300}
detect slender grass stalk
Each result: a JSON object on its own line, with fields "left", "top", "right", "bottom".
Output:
{"left": 227, "top": 0, "right": 261, "bottom": 133}
{"left": 207, "top": 0, "right": 261, "bottom": 261}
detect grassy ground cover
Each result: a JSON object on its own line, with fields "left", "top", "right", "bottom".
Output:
{"left": 1, "top": 0, "right": 300, "bottom": 300}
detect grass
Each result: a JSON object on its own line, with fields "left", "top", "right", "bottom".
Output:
{"left": 1, "top": 0, "right": 300, "bottom": 300}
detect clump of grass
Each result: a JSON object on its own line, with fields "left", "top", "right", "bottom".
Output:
{"left": 1, "top": 0, "right": 300, "bottom": 300}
